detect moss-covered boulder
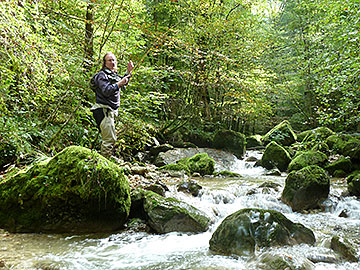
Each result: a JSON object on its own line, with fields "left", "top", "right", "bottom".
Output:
{"left": 246, "top": 134, "right": 263, "bottom": 149}
{"left": 131, "top": 189, "right": 210, "bottom": 233}
{"left": 288, "top": 151, "right": 328, "bottom": 172}
{"left": 0, "top": 146, "right": 131, "bottom": 233}
{"left": 261, "top": 141, "right": 291, "bottom": 172}
{"left": 0, "top": 141, "right": 17, "bottom": 171}
{"left": 263, "top": 120, "right": 297, "bottom": 146}
{"left": 346, "top": 170, "right": 360, "bottom": 196}
{"left": 325, "top": 156, "right": 353, "bottom": 176}
{"left": 326, "top": 134, "right": 360, "bottom": 156}
{"left": 159, "top": 153, "right": 215, "bottom": 176}
{"left": 300, "top": 127, "right": 335, "bottom": 143}
{"left": 209, "top": 208, "right": 315, "bottom": 256}
{"left": 212, "top": 129, "right": 246, "bottom": 158}
{"left": 282, "top": 165, "right": 330, "bottom": 212}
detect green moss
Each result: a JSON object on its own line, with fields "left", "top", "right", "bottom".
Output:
{"left": 159, "top": 153, "right": 215, "bottom": 176}
{"left": 263, "top": 120, "right": 297, "bottom": 146}
{"left": 261, "top": 141, "right": 291, "bottom": 172}
{"left": 282, "top": 165, "right": 330, "bottom": 211}
{"left": 347, "top": 170, "right": 360, "bottom": 196}
{"left": 0, "top": 146, "right": 131, "bottom": 232}
{"left": 288, "top": 151, "right": 328, "bottom": 172}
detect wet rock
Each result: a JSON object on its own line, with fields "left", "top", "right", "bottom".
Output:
{"left": 282, "top": 165, "right": 330, "bottom": 212}
{"left": 338, "top": 209, "right": 349, "bottom": 218}
{"left": 159, "top": 153, "right": 215, "bottom": 176}
{"left": 209, "top": 208, "right": 315, "bottom": 256}
{"left": 214, "top": 170, "right": 241, "bottom": 177}
{"left": 0, "top": 146, "right": 131, "bottom": 233}
{"left": 261, "top": 141, "right": 291, "bottom": 172}
{"left": 265, "top": 169, "right": 282, "bottom": 176}
{"left": 131, "top": 189, "right": 210, "bottom": 234}
{"left": 245, "top": 156, "right": 259, "bottom": 162}
{"left": 288, "top": 151, "right": 328, "bottom": 172}
{"left": 259, "top": 181, "right": 282, "bottom": 192}
{"left": 307, "top": 254, "right": 338, "bottom": 264}
{"left": 177, "top": 179, "right": 202, "bottom": 197}
{"left": 346, "top": 170, "right": 360, "bottom": 196}
{"left": 331, "top": 236, "right": 358, "bottom": 262}
{"left": 212, "top": 129, "right": 246, "bottom": 158}
{"left": 263, "top": 120, "right": 297, "bottom": 146}
{"left": 253, "top": 252, "right": 315, "bottom": 270}
{"left": 325, "top": 156, "right": 352, "bottom": 176}
{"left": 149, "top": 144, "right": 174, "bottom": 156}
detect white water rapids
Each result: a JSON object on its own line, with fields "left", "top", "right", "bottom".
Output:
{"left": 1, "top": 150, "right": 359, "bottom": 269}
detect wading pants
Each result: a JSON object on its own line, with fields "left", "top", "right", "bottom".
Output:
{"left": 99, "top": 108, "right": 116, "bottom": 158}
{"left": 92, "top": 105, "right": 117, "bottom": 158}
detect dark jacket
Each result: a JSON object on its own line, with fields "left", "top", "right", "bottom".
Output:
{"left": 91, "top": 68, "right": 125, "bottom": 110}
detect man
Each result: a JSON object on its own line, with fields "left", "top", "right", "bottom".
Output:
{"left": 90, "top": 52, "right": 134, "bottom": 158}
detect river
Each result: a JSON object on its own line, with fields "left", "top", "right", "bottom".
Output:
{"left": 1, "top": 150, "right": 359, "bottom": 269}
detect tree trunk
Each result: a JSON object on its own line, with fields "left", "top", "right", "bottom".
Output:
{"left": 84, "top": 2, "right": 94, "bottom": 70}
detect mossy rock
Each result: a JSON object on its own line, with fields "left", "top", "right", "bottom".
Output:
{"left": 346, "top": 170, "right": 360, "bottom": 196}
{"left": 325, "top": 156, "right": 352, "bottom": 176}
{"left": 254, "top": 252, "right": 315, "bottom": 270}
{"left": 159, "top": 153, "right": 215, "bottom": 176}
{"left": 131, "top": 189, "right": 210, "bottom": 233}
{"left": 263, "top": 120, "right": 297, "bottom": 146}
{"left": 330, "top": 236, "right": 358, "bottom": 262}
{"left": 214, "top": 170, "right": 241, "bottom": 177}
{"left": 326, "top": 134, "right": 359, "bottom": 155}
{"left": 301, "top": 127, "right": 335, "bottom": 143}
{"left": 212, "top": 129, "right": 246, "bottom": 158}
{"left": 288, "top": 151, "right": 328, "bottom": 172}
{"left": 261, "top": 141, "right": 291, "bottom": 172}
{"left": 0, "top": 146, "right": 131, "bottom": 233}
{"left": 209, "top": 208, "right": 315, "bottom": 256}
{"left": 0, "top": 141, "right": 17, "bottom": 170}
{"left": 246, "top": 134, "right": 263, "bottom": 149}
{"left": 282, "top": 165, "right": 330, "bottom": 212}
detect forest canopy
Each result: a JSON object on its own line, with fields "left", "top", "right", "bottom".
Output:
{"left": 0, "top": 0, "right": 359, "bottom": 161}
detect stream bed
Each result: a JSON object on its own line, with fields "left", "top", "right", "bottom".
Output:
{"left": 1, "top": 150, "right": 359, "bottom": 269}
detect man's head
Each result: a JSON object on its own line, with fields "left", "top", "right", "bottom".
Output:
{"left": 102, "top": 52, "right": 117, "bottom": 71}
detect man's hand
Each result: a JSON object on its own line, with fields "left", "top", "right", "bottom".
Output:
{"left": 118, "top": 74, "right": 132, "bottom": 87}
{"left": 127, "top": 60, "right": 134, "bottom": 75}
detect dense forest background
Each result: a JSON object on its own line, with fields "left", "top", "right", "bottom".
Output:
{"left": 0, "top": 0, "right": 359, "bottom": 164}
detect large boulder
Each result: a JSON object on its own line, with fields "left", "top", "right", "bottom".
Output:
{"left": 263, "top": 120, "right": 297, "bottom": 146}
{"left": 346, "top": 170, "right": 360, "bottom": 196}
{"left": 282, "top": 165, "right": 330, "bottom": 212}
{"left": 212, "top": 129, "right": 246, "bottom": 158}
{"left": 288, "top": 151, "right": 328, "bottom": 172}
{"left": 130, "top": 189, "right": 210, "bottom": 233}
{"left": 261, "top": 141, "right": 291, "bottom": 172}
{"left": 0, "top": 146, "right": 131, "bottom": 233}
{"left": 159, "top": 153, "right": 215, "bottom": 176}
{"left": 209, "top": 208, "right": 315, "bottom": 256}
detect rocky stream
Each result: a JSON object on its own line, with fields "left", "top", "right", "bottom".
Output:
{"left": 0, "top": 149, "right": 359, "bottom": 270}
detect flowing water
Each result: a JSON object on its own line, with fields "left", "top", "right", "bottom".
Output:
{"left": 1, "top": 150, "right": 360, "bottom": 270}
